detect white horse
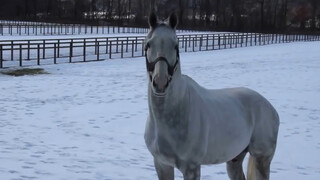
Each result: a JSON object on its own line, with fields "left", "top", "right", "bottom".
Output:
{"left": 144, "top": 13, "right": 279, "bottom": 180}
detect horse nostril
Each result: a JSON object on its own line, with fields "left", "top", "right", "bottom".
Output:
{"left": 153, "top": 75, "right": 168, "bottom": 92}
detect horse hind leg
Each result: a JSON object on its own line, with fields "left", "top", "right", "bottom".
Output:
{"left": 226, "top": 149, "right": 247, "bottom": 180}
{"left": 247, "top": 154, "right": 274, "bottom": 180}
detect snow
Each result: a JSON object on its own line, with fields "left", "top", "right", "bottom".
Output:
{"left": 0, "top": 41, "right": 320, "bottom": 179}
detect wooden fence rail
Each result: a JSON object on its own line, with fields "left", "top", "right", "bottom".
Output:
{"left": 1, "top": 33, "right": 319, "bottom": 68}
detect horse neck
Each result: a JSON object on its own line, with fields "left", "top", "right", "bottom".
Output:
{"left": 148, "top": 73, "right": 189, "bottom": 122}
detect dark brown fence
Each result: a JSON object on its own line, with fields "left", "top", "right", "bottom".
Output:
{"left": 0, "top": 23, "right": 195, "bottom": 36}
{"left": 1, "top": 33, "right": 319, "bottom": 68}
{"left": 0, "top": 24, "right": 150, "bottom": 35}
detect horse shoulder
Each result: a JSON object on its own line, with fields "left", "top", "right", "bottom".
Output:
{"left": 144, "top": 116, "right": 157, "bottom": 155}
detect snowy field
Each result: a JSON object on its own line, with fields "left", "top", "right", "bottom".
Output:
{"left": 0, "top": 41, "right": 320, "bottom": 179}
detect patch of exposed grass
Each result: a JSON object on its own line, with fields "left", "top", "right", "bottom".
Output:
{"left": 1, "top": 68, "right": 49, "bottom": 76}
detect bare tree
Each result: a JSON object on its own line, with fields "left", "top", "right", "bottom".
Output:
{"left": 310, "top": 0, "right": 319, "bottom": 30}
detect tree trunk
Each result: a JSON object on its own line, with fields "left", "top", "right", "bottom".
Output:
{"left": 283, "top": 0, "right": 288, "bottom": 30}
{"left": 216, "top": 0, "right": 220, "bottom": 28}
{"left": 179, "top": 0, "right": 184, "bottom": 26}
{"left": 311, "top": 0, "right": 318, "bottom": 30}
{"left": 273, "top": 0, "right": 279, "bottom": 31}
{"left": 260, "top": 0, "right": 265, "bottom": 31}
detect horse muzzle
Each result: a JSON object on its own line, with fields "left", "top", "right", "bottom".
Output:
{"left": 152, "top": 73, "right": 170, "bottom": 96}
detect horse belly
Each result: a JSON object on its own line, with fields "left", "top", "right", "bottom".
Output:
{"left": 203, "top": 116, "right": 253, "bottom": 164}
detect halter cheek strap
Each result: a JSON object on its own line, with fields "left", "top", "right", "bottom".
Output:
{"left": 145, "top": 48, "right": 180, "bottom": 78}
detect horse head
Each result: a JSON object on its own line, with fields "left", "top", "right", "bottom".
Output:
{"left": 145, "top": 12, "right": 180, "bottom": 97}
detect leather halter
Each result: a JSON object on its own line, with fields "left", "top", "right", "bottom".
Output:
{"left": 145, "top": 45, "right": 180, "bottom": 78}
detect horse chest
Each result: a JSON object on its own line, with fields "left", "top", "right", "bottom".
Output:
{"left": 153, "top": 134, "right": 183, "bottom": 166}
{"left": 146, "top": 125, "right": 188, "bottom": 167}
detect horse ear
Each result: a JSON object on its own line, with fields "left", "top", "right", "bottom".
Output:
{"left": 149, "top": 12, "right": 158, "bottom": 29}
{"left": 169, "top": 13, "right": 178, "bottom": 29}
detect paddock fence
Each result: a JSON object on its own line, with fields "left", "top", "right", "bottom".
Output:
{"left": 0, "top": 24, "right": 151, "bottom": 35}
{"left": 0, "top": 22, "right": 195, "bottom": 36}
{"left": 1, "top": 33, "right": 319, "bottom": 68}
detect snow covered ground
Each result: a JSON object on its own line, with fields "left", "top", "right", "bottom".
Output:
{"left": 0, "top": 41, "right": 319, "bottom": 179}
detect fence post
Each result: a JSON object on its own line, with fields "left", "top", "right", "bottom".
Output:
{"left": 97, "top": 41, "right": 100, "bottom": 61}
{"left": 37, "top": 44, "right": 40, "bottom": 65}
{"left": 11, "top": 41, "right": 14, "bottom": 60}
{"left": 254, "top": 33, "right": 257, "bottom": 46}
{"left": 235, "top": 35, "right": 238, "bottom": 48}
{"left": 246, "top": 33, "right": 248, "bottom": 47}
{"left": 259, "top": 34, "right": 262, "bottom": 45}
{"left": 19, "top": 44, "right": 23, "bottom": 66}
{"left": 116, "top": 38, "right": 119, "bottom": 53}
{"left": 126, "top": 37, "right": 129, "bottom": 52}
{"left": 131, "top": 40, "right": 134, "bottom": 57}
{"left": 218, "top": 35, "right": 221, "bottom": 49}
{"left": 54, "top": 43, "right": 57, "bottom": 64}
{"left": 135, "top": 37, "right": 138, "bottom": 52}
{"left": 0, "top": 45, "right": 3, "bottom": 68}
{"left": 121, "top": 40, "right": 124, "bottom": 58}
{"left": 26, "top": 41, "right": 30, "bottom": 60}
{"left": 185, "top": 37, "right": 187, "bottom": 52}
{"left": 95, "top": 38, "right": 98, "bottom": 55}
{"left": 206, "top": 34, "right": 209, "bottom": 50}
{"left": 69, "top": 41, "right": 73, "bottom": 63}
{"left": 109, "top": 41, "right": 112, "bottom": 59}
{"left": 212, "top": 35, "right": 215, "bottom": 50}
{"left": 105, "top": 38, "right": 109, "bottom": 54}
{"left": 182, "top": 35, "right": 185, "bottom": 48}
{"left": 192, "top": 37, "right": 195, "bottom": 52}
{"left": 83, "top": 40, "right": 86, "bottom": 62}
{"left": 285, "top": 34, "right": 288, "bottom": 42}
{"left": 199, "top": 36, "right": 202, "bottom": 51}
{"left": 43, "top": 40, "right": 46, "bottom": 59}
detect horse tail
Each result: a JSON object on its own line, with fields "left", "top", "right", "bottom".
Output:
{"left": 247, "top": 155, "right": 256, "bottom": 180}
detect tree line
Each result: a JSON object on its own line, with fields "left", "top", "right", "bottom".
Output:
{"left": 0, "top": 0, "right": 319, "bottom": 33}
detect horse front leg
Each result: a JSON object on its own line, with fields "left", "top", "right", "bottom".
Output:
{"left": 154, "top": 158, "right": 174, "bottom": 180}
{"left": 181, "top": 164, "right": 201, "bottom": 180}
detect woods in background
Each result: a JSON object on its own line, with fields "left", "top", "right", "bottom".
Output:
{"left": 0, "top": 0, "right": 319, "bottom": 32}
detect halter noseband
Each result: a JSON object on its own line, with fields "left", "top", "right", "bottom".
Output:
{"left": 145, "top": 46, "right": 180, "bottom": 78}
